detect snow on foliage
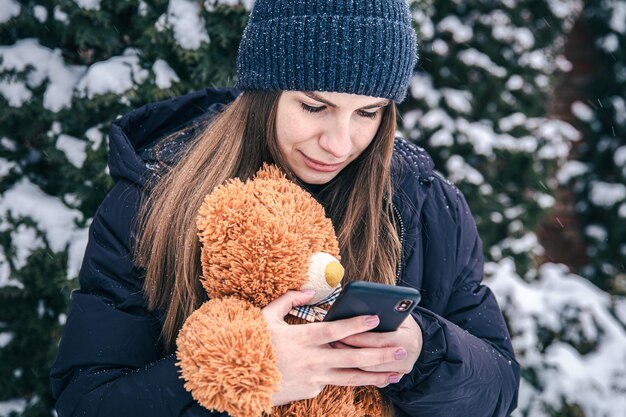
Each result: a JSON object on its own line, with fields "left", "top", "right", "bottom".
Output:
{"left": 33, "top": 5, "right": 47, "bottom": 22}
{"left": 548, "top": 0, "right": 582, "bottom": 21}
{"left": 0, "top": 331, "right": 14, "bottom": 348}
{"left": 0, "top": 399, "right": 27, "bottom": 417}
{"left": 77, "top": 48, "right": 149, "bottom": 99}
{"left": 571, "top": 101, "right": 595, "bottom": 122}
{"left": 0, "top": 137, "right": 16, "bottom": 151}
{"left": 487, "top": 260, "right": 626, "bottom": 417}
{"left": 0, "top": 41, "right": 185, "bottom": 110}
{"left": 0, "top": 179, "right": 88, "bottom": 278}
{"left": 437, "top": 16, "right": 473, "bottom": 43}
{"left": 53, "top": 6, "right": 69, "bottom": 24}
{"left": 589, "top": 181, "right": 626, "bottom": 207}
{"left": 532, "top": 119, "right": 580, "bottom": 159}
{"left": 157, "top": 0, "right": 210, "bottom": 50}
{"left": 481, "top": 11, "right": 535, "bottom": 53}
{"left": 0, "top": 39, "right": 86, "bottom": 111}
{"left": 607, "top": 0, "right": 626, "bottom": 34}
{"left": 556, "top": 160, "right": 589, "bottom": 184}
{"left": 458, "top": 49, "right": 508, "bottom": 78}
{"left": 416, "top": 112, "right": 577, "bottom": 159}
{"left": 73, "top": 0, "right": 101, "bottom": 11}
{"left": 0, "top": 0, "right": 21, "bottom": 23}
{"left": 10, "top": 225, "right": 44, "bottom": 270}
{"left": 491, "top": 232, "right": 544, "bottom": 259}
{"left": 441, "top": 88, "right": 472, "bottom": 114}
{"left": 409, "top": 74, "right": 440, "bottom": 109}
{"left": 615, "top": 145, "right": 626, "bottom": 166}
{"left": 152, "top": 59, "right": 180, "bottom": 89}
{"left": 0, "top": 249, "right": 22, "bottom": 289}
{"left": 446, "top": 155, "right": 484, "bottom": 185}
{"left": 0, "top": 157, "right": 16, "bottom": 178}
{"left": 0, "top": 0, "right": 19, "bottom": 24}
{"left": 586, "top": 224, "right": 608, "bottom": 242}
{"left": 204, "top": 0, "right": 255, "bottom": 12}
{"left": 85, "top": 126, "right": 105, "bottom": 150}
{"left": 55, "top": 134, "right": 87, "bottom": 168}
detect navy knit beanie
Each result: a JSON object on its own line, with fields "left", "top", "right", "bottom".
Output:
{"left": 236, "top": 0, "right": 418, "bottom": 103}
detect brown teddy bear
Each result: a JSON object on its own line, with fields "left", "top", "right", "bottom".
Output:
{"left": 175, "top": 165, "right": 390, "bottom": 417}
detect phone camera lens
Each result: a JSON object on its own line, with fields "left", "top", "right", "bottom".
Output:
{"left": 395, "top": 299, "right": 413, "bottom": 312}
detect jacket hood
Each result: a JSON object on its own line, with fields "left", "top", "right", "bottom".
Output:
{"left": 106, "top": 87, "right": 240, "bottom": 184}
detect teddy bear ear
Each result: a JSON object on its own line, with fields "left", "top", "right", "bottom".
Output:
{"left": 254, "top": 163, "right": 286, "bottom": 181}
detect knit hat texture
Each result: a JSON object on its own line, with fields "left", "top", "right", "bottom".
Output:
{"left": 236, "top": 0, "right": 418, "bottom": 102}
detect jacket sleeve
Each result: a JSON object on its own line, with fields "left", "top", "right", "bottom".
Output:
{"left": 50, "top": 181, "right": 227, "bottom": 417}
{"left": 384, "top": 188, "right": 520, "bottom": 417}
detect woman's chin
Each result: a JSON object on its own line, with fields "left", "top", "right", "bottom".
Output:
{"left": 294, "top": 169, "right": 337, "bottom": 185}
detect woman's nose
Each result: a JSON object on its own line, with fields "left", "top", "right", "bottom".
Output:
{"left": 319, "top": 120, "right": 352, "bottom": 159}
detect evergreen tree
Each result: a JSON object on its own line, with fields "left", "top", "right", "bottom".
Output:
{"left": 0, "top": 1, "right": 248, "bottom": 415}
{"left": 561, "top": 0, "right": 626, "bottom": 294}
{"left": 396, "top": 1, "right": 626, "bottom": 416}
{"left": 487, "top": 259, "right": 626, "bottom": 417}
{"left": 400, "top": 0, "right": 581, "bottom": 275}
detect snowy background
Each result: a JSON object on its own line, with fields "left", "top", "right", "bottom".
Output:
{"left": 1, "top": 1, "right": 625, "bottom": 416}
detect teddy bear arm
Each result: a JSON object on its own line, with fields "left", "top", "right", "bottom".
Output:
{"left": 176, "top": 297, "right": 280, "bottom": 417}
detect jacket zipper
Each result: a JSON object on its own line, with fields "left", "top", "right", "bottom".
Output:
{"left": 391, "top": 201, "right": 406, "bottom": 284}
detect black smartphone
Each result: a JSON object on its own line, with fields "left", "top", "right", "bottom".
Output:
{"left": 323, "top": 281, "right": 421, "bottom": 332}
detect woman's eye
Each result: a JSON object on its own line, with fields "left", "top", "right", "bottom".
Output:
{"left": 301, "top": 103, "right": 325, "bottom": 113}
{"left": 301, "top": 103, "right": 378, "bottom": 119}
{"left": 358, "top": 110, "right": 378, "bottom": 119}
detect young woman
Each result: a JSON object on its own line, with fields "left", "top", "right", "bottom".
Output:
{"left": 51, "top": 1, "right": 520, "bottom": 416}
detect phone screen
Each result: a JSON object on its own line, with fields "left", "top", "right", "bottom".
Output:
{"left": 323, "top": 281, "right": 421, "bottom": 332}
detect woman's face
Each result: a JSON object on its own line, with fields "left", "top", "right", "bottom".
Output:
{"left": 275, "top": 91, "right": 389, "bottom": 185}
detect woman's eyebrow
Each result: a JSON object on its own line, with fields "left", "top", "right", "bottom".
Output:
{"left": 360, "top": 100, "right": 391, "bottom": 109}
{"left": 303, "top": 92, "right": 390, "bottom": 109}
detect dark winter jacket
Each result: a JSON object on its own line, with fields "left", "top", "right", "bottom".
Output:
{"left": 50, "top": 88, "right": 520, "bottom": 417}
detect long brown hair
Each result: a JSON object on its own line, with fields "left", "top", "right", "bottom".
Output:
{"left": 134, "top": 91, "right": 401, "bottom": 352}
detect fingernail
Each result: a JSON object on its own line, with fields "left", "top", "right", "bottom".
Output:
{"left": 302, "top": 289, "right": 316, "bottom": 296}
{"left": 388, "top": 374, "right": 402, "bottom": 384}
{"left": 365, "top": 315, "right": 379, "bottom": 326}
{"left": 394, "top": 348, "right": 407, "bottom": 360}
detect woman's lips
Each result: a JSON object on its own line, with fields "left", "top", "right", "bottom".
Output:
{"left": 301, "top": 152, "right": 345, "bottom": 172}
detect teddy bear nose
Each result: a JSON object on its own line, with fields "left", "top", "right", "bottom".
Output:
{"left": 325, "top": 261, "right": 344, "bottom": 287}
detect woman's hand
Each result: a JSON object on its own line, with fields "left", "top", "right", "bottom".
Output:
{"left": 334, "top": 315, "right": 423, "bottom": 378}
{"left": 262, "top": 290, "right": 406, "bottom": 406}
